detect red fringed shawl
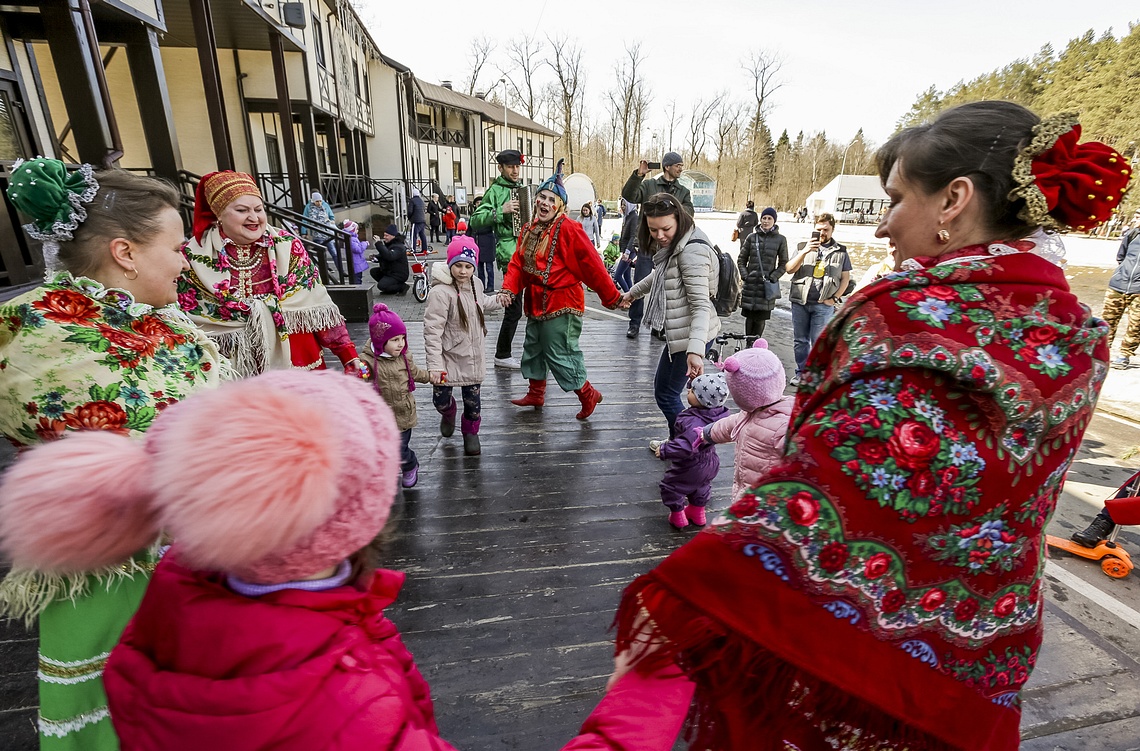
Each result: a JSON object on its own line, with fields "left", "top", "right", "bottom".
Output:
{"left": 615, "top": 242, "right": 1109, "bottom": 750}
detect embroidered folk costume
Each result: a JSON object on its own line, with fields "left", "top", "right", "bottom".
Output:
{"left": 614, "top": 114, "right": 1131, "bottom": 749}
{"left": 0, "top": 159, "right": 231, "bottom": 751}
{"left": 501, "top": 161, "right": 623, "bottom": 418}
{"left": 178, "top": 171, "right": 359, "bottom": 376}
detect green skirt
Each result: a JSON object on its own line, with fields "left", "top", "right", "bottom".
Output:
{"left": 0, "top": 561, "right": 154, "bottom": 750}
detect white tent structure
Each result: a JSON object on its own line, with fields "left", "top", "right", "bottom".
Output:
{"left": 563, "top": 173, "right": 597, "bottom": 215}
{"left": 804, "top": 175, "right": 889, "bottom": 223}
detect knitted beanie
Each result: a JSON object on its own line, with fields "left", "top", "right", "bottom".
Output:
{"left": 457, "top": 219, "right": 468, "bottom": 233}
{"left": 369, "top": 302, "right": 407, "bottom": 355}
{"left": 690, "top": 372, "right": 729, "bottom": 409}
{"left": 761, "top": 207, "right": 778, "bottom": 221}
{"left": 723, "top": 338, "right": 786, "bottom": 410}
{"left": 0, "top": 370, "right": 400, "bottom": 585}
{"left": 447, "top": 235, "right": 479, "bottom": 267}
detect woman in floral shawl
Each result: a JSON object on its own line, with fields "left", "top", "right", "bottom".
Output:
{"left": 0, "top": 161, "right": 231, "bottom": 750}
{"left": 611, "top": 102, "right": 1131, "bottom": 750}
{"left": 177, "top": 171, "right": 363, "bottom": 377}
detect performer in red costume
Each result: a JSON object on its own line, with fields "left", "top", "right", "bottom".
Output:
{"left": 500, "top": 160, "right": 627, "bottom": 419}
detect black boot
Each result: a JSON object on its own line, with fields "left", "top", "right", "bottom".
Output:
{"left": 626, "top": 324, "right": 639, "bottom": 339}
{"left": 1071, "top": 511, "right": 1115, "bottom": 548}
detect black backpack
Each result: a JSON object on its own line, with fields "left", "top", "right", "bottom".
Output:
{"left": 689, "top": 237, "right": 742, "bottom": 317}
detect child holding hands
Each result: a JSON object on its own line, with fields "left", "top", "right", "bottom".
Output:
{"left": 701, "top": 338, "right": 794, "bottom": 499}
{"left": 422, "top": 236, "right": 502, "bottom": 456}
{"left": 656, "top": 372, "right": 731, "bottom": 529}
{"left": 363, "top": 303, "right": 431, "bottom": 488}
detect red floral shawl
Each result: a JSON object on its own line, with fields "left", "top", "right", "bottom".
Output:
{"left": 615, "top": 242, "right": 1109, "bottom": 750}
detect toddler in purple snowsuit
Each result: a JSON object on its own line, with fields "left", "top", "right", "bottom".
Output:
{"left": 655, "top": 372, "right": 730, "bottom": 530}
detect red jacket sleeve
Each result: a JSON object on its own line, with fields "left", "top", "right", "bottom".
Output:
{"left": 501, "top": 248, "right": 527, "bottom": 296}
{"left": 559, "top": 665, "right": 694, "bottom": 750}
{"left": 561, "top": 221, "right": 623, "bottom": 308}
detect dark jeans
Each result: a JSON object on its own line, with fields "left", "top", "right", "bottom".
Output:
{"left": 495, "top": 290, "right": 524, "bottom": 359}
{"left": 791, "top": 302, "right": 835, "bottom": 374}
{"left": 628, "top": 255, "right": 655, "bottom": 328}
{"left": 613, "top": 258, "right": 633, "bottom": 292}
{"left": 430, "top": 221, "right": 442, "bottom": 241}
{"left": 411, "top": 222, "right": 428, "bottom": 252}
{"left": 400, "top": 429, "right": 417, "bottom": 472}
{"left": 654, "top": 342, "right": 711, "bottom": 437}
{"left": 446, "top": 228, "right": 456, "bottom": 243}
{"left": 479, "top": 257, "right": 496, "bottom": 291}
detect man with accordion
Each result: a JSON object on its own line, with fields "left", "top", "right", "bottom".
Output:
{"left": 470, "top": 149, "right": 527, "bottom": 369}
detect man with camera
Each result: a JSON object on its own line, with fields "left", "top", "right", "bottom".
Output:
{"left": 621, "top": 151, "right": 694, "bottom": 217}
{"left": 785, "top": 212, "right": 851, "bottom": 386}
{"left": 470, "top": 149, "right": 525, "bottom": 368}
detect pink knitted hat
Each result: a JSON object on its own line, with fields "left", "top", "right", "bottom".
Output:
{"left": 446, "top": 234, "right": 479, "bottom": 267}
{"left": 722, "top": 338, "right": 786, "bottom": 410}
{"left": 0, "top": 370, "right": 400, "bottom": 585}
{"left": 369, "top": 302, "right": 407, "bottom": 355}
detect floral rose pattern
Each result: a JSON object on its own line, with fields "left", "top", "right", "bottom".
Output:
{"left": 805, "top": 375, "right": 987, "bottom": 521}
{"left": 0, "top": 272, "right": 229, "bottom": 446}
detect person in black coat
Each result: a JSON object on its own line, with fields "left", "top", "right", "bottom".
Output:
{"left": 737, "top": 207, "right": 788, "bottom": 341}
{"left": 370, "top": 223, "right": 410, "bottom": 294}
{"left": 408, "top": 189, "right": 428, "bottom": 253}
{"left": 619, "top": 198, "right": 651, "bottom": 339}
{"left": 427, "top": 194, "right": 443, "bottom": 242}
{"left": 736, "top": 200, "right": 759, "bottom": 251}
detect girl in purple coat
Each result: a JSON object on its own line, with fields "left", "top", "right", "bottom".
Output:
{"left": 342, "top": 220, "right": 369, "bottom": 284}
{"left": 654, "top": 372, "right": 730, "bottom": 529}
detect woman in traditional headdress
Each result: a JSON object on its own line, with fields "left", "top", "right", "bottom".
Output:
{"left": 611, "top": 102, "right": 1130, "bottom": 749}
{"left": 177, "top": 171, "right": 363, "bottom": 376}
{"left": 500, "top": 160, "right": 627, "bottom": 419}
{"left": 0, "top": 158, "right": 231, "bottom": 749}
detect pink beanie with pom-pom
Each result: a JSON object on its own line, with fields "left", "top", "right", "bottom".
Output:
{"left": 722, "top": 338, "right": 786, "bottom": 411}
{"left": 0, "top": 370, "right": 400, "bottom": 585}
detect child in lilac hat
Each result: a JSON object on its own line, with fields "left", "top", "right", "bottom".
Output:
{"left": 701, "top": 338, "right": 795, "bottom": 499}
{"left": 654, "top": 372, "right": 731, "bottom": 529}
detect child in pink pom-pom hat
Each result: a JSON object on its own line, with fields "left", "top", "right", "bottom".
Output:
{"left": 702, "top": 338, "right": 795, "bottom": 500}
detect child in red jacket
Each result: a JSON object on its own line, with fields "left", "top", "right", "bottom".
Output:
{"left": 0, "top": 370, "right": 691, "bottom": 751}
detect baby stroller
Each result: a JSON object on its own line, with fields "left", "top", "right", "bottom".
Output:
{"left": 1046, "top": 469, "right": 1140, "bottom": 578}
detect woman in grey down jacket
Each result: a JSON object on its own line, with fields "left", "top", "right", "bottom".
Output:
{"left": 622, "top": 193, "right": 720, "bottom": 448}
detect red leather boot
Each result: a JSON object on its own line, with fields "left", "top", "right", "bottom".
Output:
{"left": 575, "top": 381, "right": 603, "bottom": 420}
{"left": 511, "top": 379, "right": 546, "bottom": 408}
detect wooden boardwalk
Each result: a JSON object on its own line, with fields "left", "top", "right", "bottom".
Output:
{"left": 4, "top": 286, "right": 1140, "bottom": 749}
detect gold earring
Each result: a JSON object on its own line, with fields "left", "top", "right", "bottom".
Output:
{"left": 936, "top": 229, "right": 950, "bottom": 245}
{"left": 124, "top": 268, "right": 139, "bottom": 281}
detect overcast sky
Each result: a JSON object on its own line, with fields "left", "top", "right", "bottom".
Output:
{"left": 361, "top": 1, "right": 1137, "bottom": 154}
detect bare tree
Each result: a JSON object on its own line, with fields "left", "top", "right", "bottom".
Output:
{"left": 500, "top": 37, "right": 543, "bottom": 119}
{"left": 663, "top": 99, "right": 681, "bottom": 153}
{"left": 463, "top": 36, "right": 497, "bottom": 96}
{"left": 685, "top": 93, "right": 724, "bottom": 168}
{"left": 742, "top": 49, "right": 784, "bottom": 196}
{"left": 546, "top": 35, "right": 585, "bottom": 172}
{"left": 609, "top": 42, "right": 649, "bottom": 161}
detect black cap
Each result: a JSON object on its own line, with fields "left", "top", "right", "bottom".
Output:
{"left": 496, "top": 150, "right": 524, "bottom": 166}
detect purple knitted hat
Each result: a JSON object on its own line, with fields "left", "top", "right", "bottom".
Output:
{"left": 723, "top": 338, "right": 786, "bottom": 410}
{"left": 368, "top": 303, "right": 407, "bottom": 355}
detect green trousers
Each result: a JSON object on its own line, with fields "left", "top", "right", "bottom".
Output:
{"left": 520, "top": 314, "right": 587, "bottom": 392}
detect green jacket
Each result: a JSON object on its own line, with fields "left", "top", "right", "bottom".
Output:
{"left": 620, "top": 171, "right": 694, "bottom": 217}
{"left": 469, "top": 175, "right": 523, "bottom": 271}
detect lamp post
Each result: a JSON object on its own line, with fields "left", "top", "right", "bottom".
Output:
{"left": 840, "top": 139, "right": 853, "bottom": 175}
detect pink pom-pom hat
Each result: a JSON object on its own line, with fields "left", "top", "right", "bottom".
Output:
{"left": 722, "top": 338, "right": 786, "bottom": 410}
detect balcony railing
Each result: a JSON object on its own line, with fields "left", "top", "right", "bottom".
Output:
{"left": 415, "top": 124, "right": 468, "bottom": 147}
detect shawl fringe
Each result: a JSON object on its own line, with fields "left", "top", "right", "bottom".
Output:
{"left": 211, "top": 305, "right": 271, "bottom": 378}
{"left": 0, "top": 557, "right": 155, "bottom": 627}
{"left": 282, "top": 304, "right": 344, "bottom": 334}
{"left": 615, "top": 575, "right": 962, "bottom": 751}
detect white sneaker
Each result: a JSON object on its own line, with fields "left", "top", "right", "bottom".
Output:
{"left": 789, "top": 374, "right": 801, "bottom": 387}
{"left": 494, "top": 356, "right": 521, "bottom": 369}
{"left": 649, "top": 439, "right": 666, "bottom": 453}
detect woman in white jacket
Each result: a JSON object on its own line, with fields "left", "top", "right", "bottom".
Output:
{"left": 622, "top": 193, "right": 720, "bottom": 448}
{"left": 577, "top": 203, "right": 600, "bottom": 248}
